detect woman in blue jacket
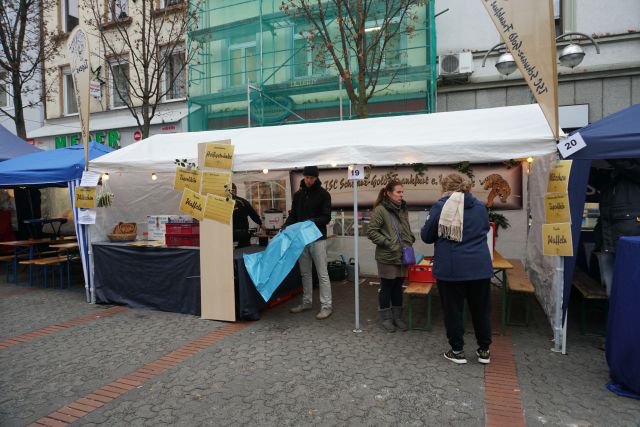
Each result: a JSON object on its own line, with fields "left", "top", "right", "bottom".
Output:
{"left": 421, "top": 174, "right": 493, "bottom": 365}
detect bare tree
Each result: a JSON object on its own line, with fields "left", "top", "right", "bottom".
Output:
{"left": 0, "top": 0, "right": 56, "bottom": 139}
{"left": 83, "top": 0, "right": 201, "bottom": 138}
{"left": 281, "top": 0, "right": 426, "bottom": 118}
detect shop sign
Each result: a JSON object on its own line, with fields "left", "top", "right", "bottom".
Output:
{"left": 90, "top": 80, "right": 102, "bottom": 99}
{"left": 250, "top": 95, "right": 295, "bottom": 124}
{"left": 55, "top": 129, "right": 121, "bottom": 149}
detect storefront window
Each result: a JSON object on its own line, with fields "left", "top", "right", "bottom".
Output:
{"left": 245, "top": 180, "right": 287, "bottom": 216}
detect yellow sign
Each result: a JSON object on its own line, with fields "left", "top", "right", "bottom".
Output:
{"left": 544, "top": 193, "right": 571, "bottom": 224}
{"left": 204, "top": 194, "right": 235, "bottom": 225}
{"left": 174, "top": 168, "right": 201, "bottom": 192}
{"left": 75, "top": 186, "right": 96, "bottom": 209}
{"left": 542, "top": 223, "right": 574, "bottom": 256}
{"left": 201, "top": 171, "right": 232, "bottom": 197}
{"left": 179, "top": 188, "right": 205, "bottom": 221}
{"left": 204, "top": 143, "right": 234, "bottom": 170}
{"left": 547, "top": 160, "right": 572, "bottom": 193}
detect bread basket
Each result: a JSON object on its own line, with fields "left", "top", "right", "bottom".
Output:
{"left": 107, "top": 222, "right": 137, "bottom": 241}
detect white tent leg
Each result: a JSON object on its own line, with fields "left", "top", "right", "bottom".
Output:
{"left": 353, "top": 181, "right": 362, "bottom": 333}
{"left": 552, "top": 256, "right": 565, "bottom": 352}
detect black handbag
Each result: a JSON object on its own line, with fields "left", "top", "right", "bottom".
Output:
{"left": 327, "top": 259, "right": 347, "bottom": 281}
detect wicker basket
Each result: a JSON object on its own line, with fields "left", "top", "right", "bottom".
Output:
{"left": 107, "top": 222, "right": 137, "bottom": 241}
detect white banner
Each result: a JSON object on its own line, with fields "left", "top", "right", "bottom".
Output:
{"left": 67, "top": 27, "right": 91, "bottom": 169}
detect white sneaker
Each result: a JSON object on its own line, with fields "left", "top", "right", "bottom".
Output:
{"left": 316, "top": 307, "right": 333, "bottom": 320}
{"left": 290, "top": 303, "right": 312, "bottom": 314}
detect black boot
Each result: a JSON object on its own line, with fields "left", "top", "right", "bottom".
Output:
{"left": 379, "top": 308, "right": 395, "bottom": 332}
{"left": 392, "top": 306, "right": 408, "bottom": 332}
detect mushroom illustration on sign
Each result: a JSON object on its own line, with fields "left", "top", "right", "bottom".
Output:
{"left": 483, "top": 174, "right": 511, "bottom": 208}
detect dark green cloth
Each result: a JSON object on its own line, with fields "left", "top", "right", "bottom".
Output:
{"left": 367, "top": 198, "right": 415, "bottom": 265}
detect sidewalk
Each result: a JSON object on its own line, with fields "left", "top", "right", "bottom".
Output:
{"left": 1, "top": 275, "right": 638, "bottom": 426}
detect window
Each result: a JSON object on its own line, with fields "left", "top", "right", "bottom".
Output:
{"left": 293, "top": 34, "right": 325, "bottom": 78}
{"left": 163, "top": 50, "right": 186, "bottom": 101}
{"left": 62, "top": 0, "right": 79, "bottom": 32}
{"left": 0, "top": 72, "right": 9, "bottom": 108}
{"left": 110, "top": 58, "right": 129, "bottom": 108}
{"left": 553, "top": 0, "right": 562, "bottom": 36}
{"left": 160, "top": 0, "right": 184, "bottom": 7}
{"left": 229, "top": 40, "right": 257, "bottom": 86}
{"left": 364, "top": 21, "right": 403, "bottom": 69}
{"left": 245, "top": 180, "right": 287, "bottom": 217}
{"left": 62, "top": 68, "right": 78, "bottom": 115}
{"left": 110, "top": 0, "right": 129, "bottom": 20}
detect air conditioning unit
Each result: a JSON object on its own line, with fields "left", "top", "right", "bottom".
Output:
{"left": 438, "top": 52, "right": 474, "bottom": 77}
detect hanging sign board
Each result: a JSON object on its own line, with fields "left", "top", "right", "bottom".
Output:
{"left": 558, "top": 132, "right": 587, "bottom": 159}
{"left": 75, "top": 187, "right": 97, "bottom": 209}
{"left": 204, "top": 194, "right": 235, "bottom": 225}
{"left": 547, "top": 160, "right": 572, "bottom": 193}
{"left": 204, "top": 143, "right": 234, "bottom": 170}
{"left": 179, "top": 188, "right": 205, "bottom": 220}
{"left": 201, "top": 171, "right": 232, "bottom": 197}
{"left": 348, "top": 164, "right": 365, "bottom": 181}
{"left": 544, "top": 192, "right": 571, "bottom": 224}
{"left": 174, "top": 168, "right": 201, "bottom": 192}
{"left": 542, "top": 223, "right": 574, "bottom": 256}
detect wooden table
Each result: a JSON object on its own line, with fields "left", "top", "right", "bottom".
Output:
{"left": 492, "top": 250, "right": 513, "bottom": 334}
{"left": 0, "top": 238, "right": 77, "bottom": 285}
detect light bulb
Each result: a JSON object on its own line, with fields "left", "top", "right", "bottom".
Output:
{"left": 103, "top": 173, "right": 109, "bottom": 180}
{"left": 331, "top": 162, "right": 337, "bottom": 167}
{"left": 151, "top": 173, "right": 157, "bottom": 181}
{"left": 348, "top": 165, "right": 353, "bottom": 170}
{"left": 527, "top": 157, "right": 534, "bottom": 164}
{"left": 262, "top": 168, "right": 269, "bottom": 174}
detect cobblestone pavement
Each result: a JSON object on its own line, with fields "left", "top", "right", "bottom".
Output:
{"left": 1, "top": 275, "right": 638, "bottom": 426}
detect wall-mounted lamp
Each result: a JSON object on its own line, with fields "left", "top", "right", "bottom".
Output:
{"left": 526, "top": 157, "right": 534, "bottom": 164}
{"left": 330, "top": 162, "right": 338, "bottom": 167}
{"left": 151, "top": 173, "right": 157, "bottom": 181}
{"left": 102, "top": 173, "right": 110, "bottom": 181}
{"left": 262, "top": 168, "right": 269, "bottom": 174}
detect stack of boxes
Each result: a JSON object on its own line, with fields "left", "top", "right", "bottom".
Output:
{"left": 146, "top": 215, "right": 198, "bottom": 246}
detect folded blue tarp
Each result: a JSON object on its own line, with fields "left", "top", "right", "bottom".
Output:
{"left": 243, "top": 221, "right": 321, "bottom": 302}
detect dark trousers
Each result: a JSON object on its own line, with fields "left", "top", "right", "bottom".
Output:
{"left": 379, "top": 277, "right": 404, "bottom": 309}
{"left": 437, "top": 278, "right": 492, "bottom": 352}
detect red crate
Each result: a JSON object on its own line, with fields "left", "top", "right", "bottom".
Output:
{"left": 165, "top": 222, "right": 200, "bottom": 235}
{"left": 407, "top": 260, "right": 434, "bottom": 283}
{"left": 165, "top": 234, "right": 200, "bottom": 247}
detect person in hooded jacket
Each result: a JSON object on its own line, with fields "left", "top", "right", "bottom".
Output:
{"left": 284, "top": 166, "right": 334, "bottom": 320}
{"left": 367, "top": 179, "right": 415, "bottom": 332}
{"left": 421, "top": 173, "right": 493, "bottom": 365}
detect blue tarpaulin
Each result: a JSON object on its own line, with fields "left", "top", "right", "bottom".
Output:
{"left": 0, "top": 124, "right": 40, "bottom": 161}
{"left": 243, "top": 221, "right": 322, "bottom": 302}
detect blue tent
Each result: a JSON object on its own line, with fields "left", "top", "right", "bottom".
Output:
{"left": 0, "top": 124, "right": 40, "bottom": 161}
{"left": 0, "top": 142, "right": 112, "bottom": 187}
{"left": 563, "top": 104, "right": 640, "bottom": 315}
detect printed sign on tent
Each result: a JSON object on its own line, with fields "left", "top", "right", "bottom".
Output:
{"left": 542, "top": 223, "right": 574, "bottom": 256}
{"left": 544, "top": 192, "right": 571, "bottom": 224}
{"left": 547, "top": 160, "right": 572, "bottom": 193}
{"left": 179, "top": 188, "right": 205, "bottom": 221}
{"left": 201, "top": 171, "right": 232, "bottom": 197}
{"left": 75, "top": 186, "right": 97, "bottom": 209}
{"left": 174, "top": 167, "right": 201, "bottom": 192}
{"left": 204, "top": 194, "right": 235, "bottom": 225}
{"left": 204, "top": 143, "right": 234, "bottom": 170}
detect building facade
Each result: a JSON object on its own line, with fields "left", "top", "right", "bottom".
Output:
{"left": 33, "top": 0, "right": 189, "bottom": 150}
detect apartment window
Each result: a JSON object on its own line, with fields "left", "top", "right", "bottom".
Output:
{"left": 62, "top": 68, "right": 78, "bottom": 115}
{"left": 163, "top": 50, "right": 186, "bottom": 100}
{"left": 160, "top": 0, "right": 184, "bottom": 7}
{"left": 554, "top": 0, "right": 562, "bottom": 36}
{"left": 110, "top": 0, "right": 129, "bottom": 20}
{"left": 229, "top": 40, "right": 257, "bottom": 86}
{"left": 62, "top": 0, "right": 79, "bottom": 32}
{"left": 364, "top": 21, "right": 403, "bottom": 69}
{"left": 293, "top": 35, "right": 325, "bottom": 78}
{"left": 110, "top": 58, "right": 130, "bottom": 108}
{"left": 0, "top": 73, "right": 8, "bottom": 108}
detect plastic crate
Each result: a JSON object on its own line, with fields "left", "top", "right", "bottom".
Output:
{"left": 407, "top": 260, "right": 434, "bottom": 283}
{"left": 165, "top": 234, "right": 200, "bottom": 247}
{"left": 165, "top": 222, "right": 200, "bottom": 235}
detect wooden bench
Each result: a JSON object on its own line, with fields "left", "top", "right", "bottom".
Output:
{"left": 573, "top": 270, "right": 608, "bottom": 335}
{"left": 505, "top": 260, "right": 535, "bottom": 326}
{"left": 20, "top": 256, "right": 73, "bottom": 288}
{"left": 404, "top": 264, "right": 435, "bottom": 331}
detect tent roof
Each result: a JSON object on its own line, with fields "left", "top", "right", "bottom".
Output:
{"left": 91, "top": 104, "right": 560, "bottom": 173}
{"left": 567, "top": 103, "right": 640, "bottom": 160}
{"left": 0, "top": 142, "right": 113, "bottom": 187}
{"left": 0, "top": 124, "right": 40, "bottom": 161}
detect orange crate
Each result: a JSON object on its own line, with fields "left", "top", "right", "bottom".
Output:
{"left": 165, "top": 222, "right": 200, "bottom": 235}
{"left": 407, "top": 261, "right": 434, "bottom": 283}
{"left": 165, "top": 234, "right": 199, "bottom": 247}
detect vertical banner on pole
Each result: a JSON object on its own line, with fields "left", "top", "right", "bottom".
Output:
{"left": 349, "top": 165, "right": 365, "bottom": 333}
{"left": 67, "top": 27, "right": 91, "bottom": 170}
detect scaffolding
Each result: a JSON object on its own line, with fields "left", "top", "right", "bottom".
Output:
{"left": 188, "top": 0, "right": 437, "bottom": 131}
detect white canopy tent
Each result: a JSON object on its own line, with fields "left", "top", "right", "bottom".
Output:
{"left": 90, "top": 104, "right": 566, "bottom": 340}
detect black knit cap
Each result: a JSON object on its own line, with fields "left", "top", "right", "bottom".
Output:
{"left": 302, "top": 165, "right": 319, "bottom": 177}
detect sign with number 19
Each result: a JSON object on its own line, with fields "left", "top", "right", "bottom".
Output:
{"left": 348, "top": 164, "right": 365, "bottom": 180}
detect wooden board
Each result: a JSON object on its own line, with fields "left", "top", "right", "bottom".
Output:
{"left": 404, "top": 282, "right": 433, "bottom": 295}
{"left": 573, "top": 270, "right": 608, "bottom": 300}
{"left": 506, "top": 259, "right": 535, "bottom": 293}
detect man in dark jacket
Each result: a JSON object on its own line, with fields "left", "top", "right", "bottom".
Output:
{"left": 232, "top": 183, "right": 262, "bottom": 248}
{"left": 284, "top": 165, "right": 333, "bottom": 320}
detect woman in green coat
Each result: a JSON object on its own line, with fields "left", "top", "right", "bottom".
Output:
{"left": 367, "top": 179, "right": 415, "bottom": 332}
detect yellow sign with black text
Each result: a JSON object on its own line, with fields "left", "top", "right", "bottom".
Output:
{"left": 204, "top": 143, "right": 234, "bottom": 170}
{"left": 544, "top": 192, "right": 571, "bottom": 224}
{"left": 542, "top": 223, "right": 574, "bottom": 256}
{"left": 204, "top": 194, "right": 235, "bottom": 225}
{"left": 547, "top": 160, "right": 572, "bottom": 193}
{"left": 75, "top": 187, "right": 96, "bottom": 209}
{"left": 201, "top": 171, "right": 232, "bottom": 197}
{"left": 174, "top": 168, "right": 201, "bottom": 192}
{"left": 179, "top": 188, "right": 205, "bottom": 221}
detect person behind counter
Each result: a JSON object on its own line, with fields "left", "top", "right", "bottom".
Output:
{"left": 367, "top": 179, "right": 415, "bottom": 333}
{"left": 284, "top": 165, "right": 333, "bottom": 320}
{"left": 232, "top": 183, "right": 262, "bottom": 248}
{"left": 421, "top": 173, "right": 493, "bottom": 365}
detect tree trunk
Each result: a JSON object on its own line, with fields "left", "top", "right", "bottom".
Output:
{"left": 142, "top": 103, "right": 151, "bottom": 138}
{"left": 356, "top": 73, "right": 368, "bottom": 119}
{"left": 12, "top": 77, "right": 27, "bottom": 139}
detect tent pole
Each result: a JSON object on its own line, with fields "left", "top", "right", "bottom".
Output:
{"left": 551, "top": 256, "right": 565, "bottom": 352}
{"left": 353, "top": 177, "right": 361, "bottom": 333}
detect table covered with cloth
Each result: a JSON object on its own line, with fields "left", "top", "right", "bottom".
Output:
{"left": 606, "top": 236, "right": 640, "bottom": 399}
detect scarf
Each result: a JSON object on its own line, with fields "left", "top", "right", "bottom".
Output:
{"left": 438, "top": 192, "right": 465, "bottom": 242}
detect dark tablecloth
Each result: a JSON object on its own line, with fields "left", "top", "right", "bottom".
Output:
{"left": 606, "top": 236, "right": 640, "bottom": 398}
